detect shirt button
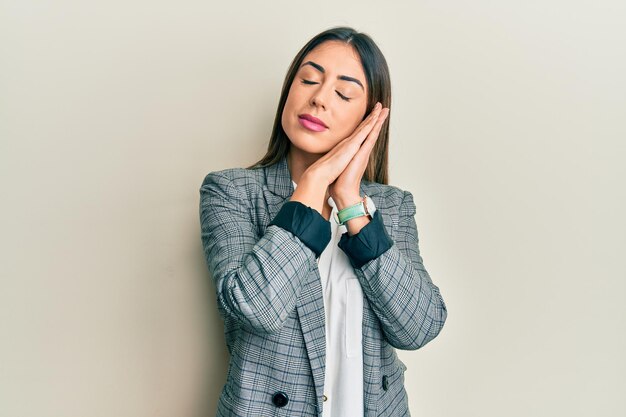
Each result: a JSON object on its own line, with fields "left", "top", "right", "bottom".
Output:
{"left": 323, "top": 394, "right": 328, "bottom": 402}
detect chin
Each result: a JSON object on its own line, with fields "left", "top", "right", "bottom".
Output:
{"left": 287, "top": 134, "right": 334, "bottom": 155}
{"left": 292, "top": 140, "right": 330, "bottom": 155}
{"left": 283, "top": 124, "right": 328, "bottom": 151}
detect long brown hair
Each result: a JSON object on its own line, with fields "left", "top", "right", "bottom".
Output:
{"left": 245, "top": 26, "right": 392, "bottom": 185}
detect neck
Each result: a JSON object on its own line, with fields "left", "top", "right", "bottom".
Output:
{"left": 286, "top": 148, "right": 330, "bottom": 201}
{"left": 286, "top": 148, "right": 319, "bottom": 183}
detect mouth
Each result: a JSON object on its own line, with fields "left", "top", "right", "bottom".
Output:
{"left": 298, "top": 114, "right": 328, "bottom": 132}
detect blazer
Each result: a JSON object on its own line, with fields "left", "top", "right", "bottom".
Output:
{"left": 199, "top": 154, "right": 448, "bottom": 417}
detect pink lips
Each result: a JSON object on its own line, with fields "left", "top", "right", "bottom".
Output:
{"left": 298, "top": 114, "right": 328, "bottom": 132}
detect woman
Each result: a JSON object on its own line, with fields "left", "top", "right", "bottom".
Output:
{"left": 199, "top": 26, "right": 447, "bottom": 417}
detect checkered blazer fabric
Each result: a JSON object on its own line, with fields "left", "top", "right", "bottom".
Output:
{"left": 199, "top": 154, "right": 448, "bottom": 417}
{"left": 267, "top": 200, "right": 332, "bottom": 258}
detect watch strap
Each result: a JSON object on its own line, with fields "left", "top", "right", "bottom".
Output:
{"left": 336, "top": 195, "right": 371, "bottom": 225}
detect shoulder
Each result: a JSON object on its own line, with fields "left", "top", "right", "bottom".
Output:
{"left": 364, "top": 182, "right": 418, "bottom": 232}
{"left": 200, "top": 166, "right": 261, "bottom": 186}
{"left": 199, "top": 165, "right": 265, "bottom": 201}
{"left": 364, "top": 181, "right": 414, "bottom": 211}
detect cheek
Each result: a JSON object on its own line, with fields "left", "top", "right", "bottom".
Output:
{"left": 283, "top": 88, "right": 302, "bottom": 117}
{"left": 326, "top": 122, "right": 357, "bottom": 146}
{"left": 287, "top": 82, "right": 305, "bottom": 102}
{"left": 282, "top": 90, "right": 297, "bottom": 120}
{"left": 336, "top": 112, "right": 363, "bottom": 136}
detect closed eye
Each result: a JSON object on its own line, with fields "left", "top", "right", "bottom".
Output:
{"left": 300, "top": 79, "right": 352, "bottom": 102}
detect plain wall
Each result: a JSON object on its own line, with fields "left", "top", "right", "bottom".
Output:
{"left": 1, "top": 1, "right": 624, "bottom": 416}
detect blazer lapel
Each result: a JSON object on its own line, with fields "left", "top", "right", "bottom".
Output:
{"left": 262, "top": 154, "right": 380, "bottom": 415}
{"left": 262, "top": 155, "right": 327, "bottom": 412}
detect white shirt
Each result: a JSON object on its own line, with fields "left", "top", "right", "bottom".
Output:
{"left": 292, "top": 180, "right": 377, "bottom": 417}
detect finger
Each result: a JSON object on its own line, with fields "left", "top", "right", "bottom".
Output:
{"left": 327, "top": 105, "right": 380, "bottom": 149}
{"left": 349, "top": 104, "right": 383, "bottom": 143}
{"left": 317, "top": 104, "right": 384, "bottom": 166}
{"left": 354, "top": 110, "right": 389, "bottom": 165}
{"left": 325, "top": 104, "right": 383, "bottom": 159}
{"left": 359, "top": 108, "right": 389, "bottom": 154}
{"left": 360, "top": 104, "right": 384, "bottom": 130}
{"left": 365, "top": 102, "right": 383, "bottom": 121}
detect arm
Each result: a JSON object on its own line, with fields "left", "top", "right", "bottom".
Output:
{"left": 338, "top": 190, "right": 448, "bottom": 350}
{"left": 199, "top": 171, "right": 331, "bottom": 335}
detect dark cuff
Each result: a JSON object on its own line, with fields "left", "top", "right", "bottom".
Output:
{"left": 337, "top": 210, "right": 394, "bottom": 269}
{"left": 268, "top": 201, "right": 331, "bottom": 258}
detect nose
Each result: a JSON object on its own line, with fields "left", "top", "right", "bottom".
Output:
{"left": 310, "top": 94, "right": 326, "bottom": 111}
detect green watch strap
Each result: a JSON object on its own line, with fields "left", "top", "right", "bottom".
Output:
{"left": 336, "top": 196, "right": 371, "bottom": 225}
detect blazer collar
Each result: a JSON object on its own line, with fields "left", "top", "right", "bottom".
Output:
{"left": 264, "top": 153, "right": 371, "bottom": 199}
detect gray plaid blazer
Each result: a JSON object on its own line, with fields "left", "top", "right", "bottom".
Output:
{"left": 199, "top": 154, "right": 448, "bottom": 417}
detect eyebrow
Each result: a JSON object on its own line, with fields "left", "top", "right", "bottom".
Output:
{"left": 300, "top": 60, "right": 364, "bottom": 91}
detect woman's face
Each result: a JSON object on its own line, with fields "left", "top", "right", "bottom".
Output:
{"left": 282, "top": 40, "right": 369, "bottom": 155}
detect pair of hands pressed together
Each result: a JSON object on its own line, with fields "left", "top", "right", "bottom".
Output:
{"left": 300, "top": 102, "right": 389, "bottom": 235}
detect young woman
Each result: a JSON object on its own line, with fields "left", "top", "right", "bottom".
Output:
{"left": 199, "top": 26, "right": 448, "bottom": 417}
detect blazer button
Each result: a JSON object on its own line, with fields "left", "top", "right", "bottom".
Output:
{"left": 272, "top": 391, "right": 289, "bottom": 408}
{"left": 382, "top": 375, "right": 389, "bottom": 391}
{"left": 323, "top": 394, "right": 328, "bottom": 402}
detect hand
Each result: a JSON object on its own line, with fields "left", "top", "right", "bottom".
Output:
{"left": 328, "top": 105, "right": 389, "bottom": 207}
{"left": 306, "top": 102, "right": 389, "bottom": 194}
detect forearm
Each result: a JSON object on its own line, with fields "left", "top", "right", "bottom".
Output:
{"left": 355, "top": 246, "right": 447, "bottom": 350}
{"left": 338, "top": 190, "right": 448, "bottom": 350}
{"left": 215, "top": 226, "right": 315, "bottom": 334}
{"left": 200, "top": 171, "right": 331, "bottom": 335}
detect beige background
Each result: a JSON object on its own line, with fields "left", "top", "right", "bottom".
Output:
{"left": 1, "top": 1, "right": 625, "bottom": 416}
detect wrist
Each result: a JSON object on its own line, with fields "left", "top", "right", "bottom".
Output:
{"left": 335, "top": 194, "right": 375, "bottom": 226}
{"left": 302, "top": 168, "right": 329, "bottom": 188}
{"left": 289, "top": 172, "right": 328, "bottom": 214}
{"left": 334, "top": 193, "right": 362, "bottom": 211}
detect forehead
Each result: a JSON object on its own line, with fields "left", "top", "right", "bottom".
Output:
{"left": 300, "top": 41, "right": 366, "bottom": 79}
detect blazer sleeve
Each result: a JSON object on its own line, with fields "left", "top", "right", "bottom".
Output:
{"left": 199, "top": 171, "right": 331, "bottom": 335}
{"left": 338, "top": 190, "right": 448, "bottom": 350}
{"left": 337, "top": 201, "right": 393, "bottom": 269}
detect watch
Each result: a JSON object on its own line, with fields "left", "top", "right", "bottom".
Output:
{"left": 335, "top": 195, "right": 376, "bottom": 226}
